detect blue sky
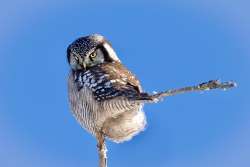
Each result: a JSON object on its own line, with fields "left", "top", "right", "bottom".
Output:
{"left": 1, "top": 0, "right": 249, "bottom": 167}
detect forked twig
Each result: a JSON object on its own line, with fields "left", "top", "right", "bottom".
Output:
{"left": 152, "top": 80, "right": 237, "bottom": 101}
{"left": 135, "top": 80, "right": 237, "bottom": 102}
{"left": 98, "top": 79, "right": 237, "bottom": 167}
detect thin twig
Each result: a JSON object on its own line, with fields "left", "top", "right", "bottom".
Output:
{"left": 97, "top": 134, "right": 107, "bottom": 167}
{"left": 152, "top": 79, "right": 237, "bottom": 101}
{"left": 135, "top": 80, "right": 237, "bottom": 102}
{"left": 96, "top": 79, "right": 237, "bottom": 167}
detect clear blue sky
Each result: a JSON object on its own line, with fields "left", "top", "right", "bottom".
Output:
{"left": 1, "top": 0, "right": 249, "bottom": 167}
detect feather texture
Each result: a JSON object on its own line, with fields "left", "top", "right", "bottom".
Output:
{"left": 68, "top": 62, "right": 147, "bottom": 142}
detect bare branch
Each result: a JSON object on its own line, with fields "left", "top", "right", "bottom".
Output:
{"left": 153, "top": 80, "right": 237, "bottom": 101}
{"left": 95, "top": 80, "right": 237, "bottom": 167}
{"left": 135, "top": 80, "right": 237, "bottom": 103}
{"left": 97, "top": 134, "right": 107, "bottom": 167}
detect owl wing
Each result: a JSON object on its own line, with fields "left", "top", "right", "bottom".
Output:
{"left": 75, "top": 62, "right": 144, "bottom": 102}
{"left": 93, "top": 62, "right": 143, "bottom": 101}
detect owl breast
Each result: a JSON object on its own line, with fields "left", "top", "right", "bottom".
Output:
{"left": 68, "top": 69, "right": 147, "bottom": 143}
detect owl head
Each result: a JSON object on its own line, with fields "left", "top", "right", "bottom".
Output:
{"left": 67, "top": 34, "right": 120, "bottom": 70}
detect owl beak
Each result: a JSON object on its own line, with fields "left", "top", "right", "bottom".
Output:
{"left": 78, "top": 57, "right": 86, "bottom": 70}
{"left": 82, "top": 63, "right": 86, "bottom": 70}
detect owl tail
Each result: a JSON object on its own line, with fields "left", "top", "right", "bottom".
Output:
{"left": 132, "top": 80, "right": 237, "bottom": 103}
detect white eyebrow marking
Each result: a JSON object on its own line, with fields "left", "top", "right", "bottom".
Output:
{"left": 103, "top": 43, "right": 121, "bottom": 62}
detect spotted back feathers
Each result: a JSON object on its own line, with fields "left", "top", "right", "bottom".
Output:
{"left": 74, "top": 62, "right": 142, "bottom": 101}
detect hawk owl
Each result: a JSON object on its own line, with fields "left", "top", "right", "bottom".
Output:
{"left": 67, "top": 34, "right": 161, "bottom": 143}
{"left": 67, "top": 34, "right": 236, "bottom": 167}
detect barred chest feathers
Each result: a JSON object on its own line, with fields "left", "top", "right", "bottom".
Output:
{"left": 68, "top": 66, "right": 147, "bottom": 143}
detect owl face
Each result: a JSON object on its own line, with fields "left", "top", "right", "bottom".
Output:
{"left": 67, "top": 34, "right": 120, "bottom": 70}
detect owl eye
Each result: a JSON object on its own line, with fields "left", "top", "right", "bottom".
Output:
{"left": 89, "top": 52, "right": 97, "bottom": 61}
